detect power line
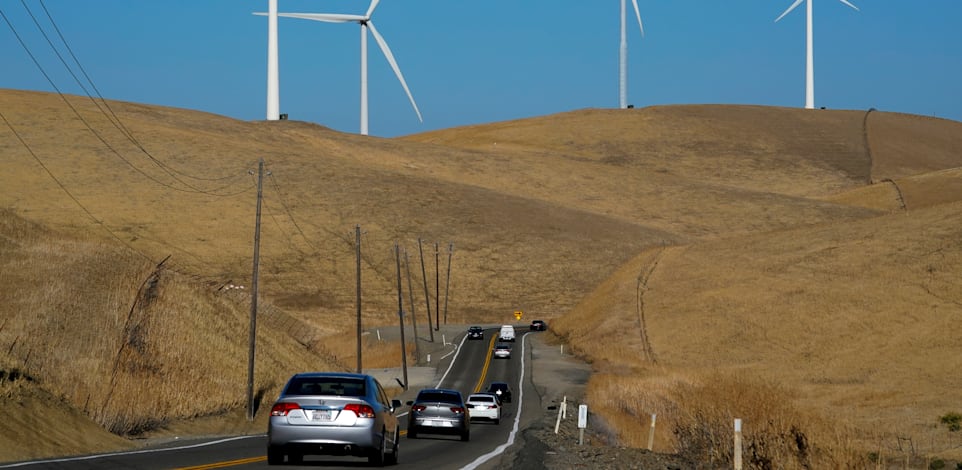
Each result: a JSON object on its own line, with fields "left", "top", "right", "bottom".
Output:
{"left": 4, "top": 3, "right": 254, "bottom": 197}
{"left": 0, "top": 108, "right": 152, "bottom": 263}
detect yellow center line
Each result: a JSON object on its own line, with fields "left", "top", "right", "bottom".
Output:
{"left": 473, "top": 335, "right": 497, "bottom": 393}
{"left": 174, "top": 455, "right": 266, "bottom": 469}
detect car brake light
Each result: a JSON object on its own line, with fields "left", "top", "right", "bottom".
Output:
{"left": 451, "top": 406, "right": 465, "bottom": 414}
{"left": 344, "top": 403, "right": 376, "bottom": 418}
{"left": 411, "top": 404, "right": 426, "bottom": 412}
{"left": 271, "top": 402, "right": 301, "bottom": 416}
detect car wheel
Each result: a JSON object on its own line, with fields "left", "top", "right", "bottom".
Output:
{"left": 407, "top": 427, "right": 418, "bottom": 439}
{"left": 385, "top": 427, "right": 399, "bottom": 465}
{"left": 266, "top": 446, "right": 283, "bottom": 465}
{"left": 460, "top": 430, "right": 470, "bottom": 442}
{"left": 288, "top": 452, "right": 303, "bottom": 465}
{"left": 369, "top": 431, "right": 386, "bottom": 466}
{"left": 495, "top": 417, "right": 501, "bottom": 425}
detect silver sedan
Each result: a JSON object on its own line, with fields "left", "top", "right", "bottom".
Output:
{"left": 267, "top": 372, "right": 401, "bottom": 466}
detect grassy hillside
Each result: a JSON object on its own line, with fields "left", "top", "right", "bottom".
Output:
{"left": 3, "top": 87, "right": 962, "bottom": 465}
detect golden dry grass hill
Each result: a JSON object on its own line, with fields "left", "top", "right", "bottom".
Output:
{"left": 2, "top": 88, "right": 962, "bottom": 466}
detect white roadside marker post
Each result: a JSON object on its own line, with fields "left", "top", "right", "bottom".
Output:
{"left": 734, "top": 418, "right": 743, "bottom": 470}
{"left": 647, "top": 413, "right": 657, "bottom": 451}
{"left": 578, "top": 404, "right": 588, "bottom": 445}
{"left": 555, "top": 396, "right": 569, "bottom": 434}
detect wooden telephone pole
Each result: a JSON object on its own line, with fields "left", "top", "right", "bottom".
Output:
{"left": 246, "top": 159, "right": 264, "bottom": 421}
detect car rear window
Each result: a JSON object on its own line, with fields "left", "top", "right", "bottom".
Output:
{"left": 285, "top": 377, "right": 366, "bottom": 397}
{"left": 471, "top": 395, "right": 495, "bottom": 403}
{"left": 417, "top": 391, "right": 461, "bottom": 404}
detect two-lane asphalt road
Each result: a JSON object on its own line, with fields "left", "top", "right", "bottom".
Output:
{"left": 3, "top": 327, "right": 539, "bottom": 470}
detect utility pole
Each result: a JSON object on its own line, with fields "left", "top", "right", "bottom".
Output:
{"left": 246, "top": 159, "right": 265, "bottom": 421}
{"left": 394, "top": 242, "right": 408, "bottom": 389}
{"left": 403, "top": 248, "right": 421, "bottom": 363}
{"left": 443, "top": 242, "right": 454, "bottom": 325}
{"left": 355, "top": 224, "right": 362, "bottom": 373}
{"left": 435, "top": 242, "right": 440, "bottom": 331}
{"left": 418, "top": 238, "right": 434, "bottom": 342}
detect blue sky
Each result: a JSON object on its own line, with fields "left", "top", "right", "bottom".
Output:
{"left": 2, "top": 1, "right": 960, "bottom": 137}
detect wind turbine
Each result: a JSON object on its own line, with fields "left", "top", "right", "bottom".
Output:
{"left": 257, "top": 0, "right": 422, "bottom": 135}
{"left": 775, "top": 0, "right": 859, "bottom": 110}
{"left": 266, "top": 0, "right": 279, "bottom": 120}
{"left": 619, "top": 0, "right": 644, "bottom": 109}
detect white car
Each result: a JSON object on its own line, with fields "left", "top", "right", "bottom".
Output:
{"left": 498, "top": 325, "right": 516, "bottom": 342}
{"left": 465, "top": 393, "right": 501, "bottom": 424}
{"left": 493, "top": 343, "right": 512, "bottom": 359}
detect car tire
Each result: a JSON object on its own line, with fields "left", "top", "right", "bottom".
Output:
{"left": 407, "top": 427, "right": 418, "bottom": 439}
{"left": 288, "top": 452, "right": 303, "bottom": 465}
{"left": 460, "top": 430, "right": 470, "bottom": 442}
{"left": 495, "top": 417, "right": 501, "bottom": 425}
{"left": 369, "top": 431, "right": 386, "bottom": 466}
{"left": 266, "top": 446, "right": 283, "bottom": 465}
{"left": 385, "top": 427, "right": 399, "bottom": 465}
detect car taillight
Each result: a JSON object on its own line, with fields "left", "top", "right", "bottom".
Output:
{"left": 451, "top": 406, "right": 465, "bottom": 414}
{"left": 344, "top": 403, "right": 375, "bottom": 418}
{"left": 411, "top": 404, "right": 426, "bottom": 412}
{"left": 271, "top": 402, "right": 300, "bottom": 416}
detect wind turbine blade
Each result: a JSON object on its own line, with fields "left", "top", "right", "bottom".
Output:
{"left": 275, "top": 12, "right": 363, "bottom": 23}
{"left": 630, "top": 0, "right": 644, "bottom": 37}
{"left": 775, "top": 0, "right": 804, "bottom": 22}
{"left": 366, "top": 0, "right": 382, "bottom": 19}
{"left": 367, "top": 22, "right": 423, "bottom": 123}
{"left": 838, "top": 0, "right": 860, "bottom": 11}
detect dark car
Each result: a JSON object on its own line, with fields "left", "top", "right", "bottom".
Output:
{"left": 267, "top": 372, "right": 402, "bottom": 466}
{"left": 485, "top": 382, "right": 512, "bottom": 404}
{"left": 406, "top": 388, "right": 470, "bottom": 441}
{"left": 530, "top": 320, "right": 547, "bottom": 331}
{"left": 467, "top": 326, "right": 484, "bottom": 340}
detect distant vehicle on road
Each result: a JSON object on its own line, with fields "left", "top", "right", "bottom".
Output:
{"left": 499, "top": 325, "right": 516, "bottom": 342}
{"left": 465, "top": 393, "right": 502, "bottom": 424}
{"left": 467, "top": 326, "right": 484, "bottom": 340}
{"left": 267, "top": 372, "right": 401, "bottom": 466}
{"left": 493, "top": 342, "right": 512, "bottom": 359}
{"left": 529, "top": 320, "right": 547, "bottom": 331}
{"left": 485, "top": 382, "right": 513, "bottom": 404}
{"left": 406, "top": 388, "right": 470, "bottom": 441}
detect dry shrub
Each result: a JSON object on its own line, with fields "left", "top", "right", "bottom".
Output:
{"left": 679, "top": 374, "right": 862, "bottom": 468}
{"left": 587, "top": 371, "right": 867, "bottom": 468}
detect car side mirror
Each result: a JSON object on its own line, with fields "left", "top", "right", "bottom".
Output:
{"left": 392, "top": 399, "right": 402, "bottom": 411}
{"left": 405, "top": 400, "right": 414, "bottom": 406}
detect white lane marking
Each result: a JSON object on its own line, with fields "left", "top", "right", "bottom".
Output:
{"left": 436, "top": 332, "right": 469, "bottom": 388}
{"left": 461, "top": 332, "right": 529, "bottom": 470}
{"left": 0, "top": 435, "right": 262, "bottom": 468}
{"left": 397, "top": 332, "right": 467, "bottom": 418}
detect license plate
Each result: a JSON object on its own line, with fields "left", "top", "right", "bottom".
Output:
{"left": 311, "top": 410, "right": 332, "bottom": 421}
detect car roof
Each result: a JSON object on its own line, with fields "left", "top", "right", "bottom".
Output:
{"left": 291, "top": 372, "right": 371, "bottom": 380}
{"left": 488, "top": 381, "right": 509, "bottom": 387}
{"left": 469, "top": 326, "right": 482, "bottom": 330}
{"left": 467, "top": 393, "right": 498, "bottom": 401}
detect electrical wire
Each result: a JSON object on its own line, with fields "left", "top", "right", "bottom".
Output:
{"left": 34, "top": 0, "right": 253, "bottom": 186}
{"left": 6, "top": 2, "right": 253, "bottom": 197}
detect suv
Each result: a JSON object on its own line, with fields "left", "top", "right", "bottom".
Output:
{"left": 498, "top": 325, "right": 516, "bottom": 342}
{"left": 529, "top": 320, "right": 547, "bottom": 331}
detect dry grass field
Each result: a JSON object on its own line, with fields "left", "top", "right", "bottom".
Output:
{"left": 2, "top": 88, "right": 962, "bottom": 467}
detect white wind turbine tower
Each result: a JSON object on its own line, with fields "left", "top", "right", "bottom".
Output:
{"left": 775, "top": 0, "right": 859, "bottom": 110}
{"left": 257, "top": 0, "right": 422, "bottom": 135}
{"left": 619, "top": 0, "right": 644, "bottom": 109}
{"left": 266, "top": 0, "right": 280, "bottom": 120}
